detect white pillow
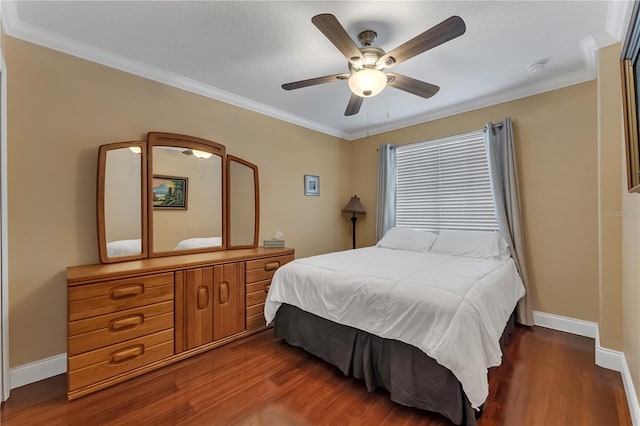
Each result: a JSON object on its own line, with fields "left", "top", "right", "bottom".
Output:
{"left": 377, "top": 227, "right": 438, "bottom": 253}
{"left": 430, "top": 230, "right": 510, "bottom": 259}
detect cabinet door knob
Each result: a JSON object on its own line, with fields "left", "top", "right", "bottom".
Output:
{"left": 110, "top": 284, "right": 144, "bottom": 299}
{"left": 110, "top": 314, "right": 144, "bottom": 331}
{"left": 110, "top": 345, "right": 144, "bottom": 363}
{"left": 197, "top": 287, "right": 209, "bottom": 310}
{"left": 264, "top": 261, "right": 280, "bottom": 271}
{"left": 219, "top": 282, "right": 229, "bottom": 304}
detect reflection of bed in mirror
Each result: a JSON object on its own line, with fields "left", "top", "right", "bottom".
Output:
{"left": 106, "top": 239, "right": 142, "bottom": 257}
{"left": 175, "top": 237, "right": 222, "bottom": 250}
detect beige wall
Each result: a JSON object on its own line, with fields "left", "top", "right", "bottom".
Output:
{"left": 596, "top": 43, "right": 624, "bottom": 351}
{"left": 5, "top": 36, "right": 352, "bottom": 367}
{"left": 349, "top": 82, "right": 600, "bottom": 322}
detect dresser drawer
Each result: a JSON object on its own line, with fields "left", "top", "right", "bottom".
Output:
{"left": 68, "top": 329, "right": 174, "bottom": 391}
{"left": 245, "top": 255, "right": 294, "bottom": 283}
{"left": 246, "top": 286, "right": 268, "bottom": 307}
{"left": 246, "top": 312, "right": 267, "bottom": 331}
{"left": 69, "top": 273, "right": 174, "bottom": 321}
{"left": 68, "top": 301, "right": 174, "bottom": 356}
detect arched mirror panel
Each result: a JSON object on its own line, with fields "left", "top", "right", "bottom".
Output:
{"left": 147, "top": 132, "right": 226, "bottom": 257}
{"left": 227, "top": 155, "right": 259, "bottom": 249}
{"left": 97, "top": 141, "right": 147, "bottom": 263}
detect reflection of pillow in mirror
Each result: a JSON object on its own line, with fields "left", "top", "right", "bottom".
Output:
{"left": 175, "top": 237, "right": 222, "bottom": 250}
{"left": 106, "top": 239, "right": 141, "bottom": 257}
{"left": 377, "top": 227, "right": 438, "bottom": 252}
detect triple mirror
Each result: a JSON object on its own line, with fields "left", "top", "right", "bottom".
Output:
{"left": 97, "top": 132, "right": 259, "bottom": 263}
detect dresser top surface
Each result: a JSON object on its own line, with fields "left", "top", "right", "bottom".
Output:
{"left": 67, "top": 247, "right": 294, "bottom": 285}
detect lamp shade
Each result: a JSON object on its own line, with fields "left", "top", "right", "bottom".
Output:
{"left": 348, "top": 69, "right": 387, "bottom": 97}
{"left": 342, "top": 195, "right": 366, "bottom": 215}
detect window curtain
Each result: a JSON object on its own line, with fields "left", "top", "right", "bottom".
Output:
{"left": 484, "top": 118, "right": 534, "bottom": 326}
{"left": 376, "top": 144, "right": 396, "bottom": 241}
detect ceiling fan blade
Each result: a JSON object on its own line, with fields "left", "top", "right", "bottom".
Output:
{"left": 312, "top": 14, "right": 364, "bottom": 64}
{"left": 387, "top": 73, "right": 440, "bottom": 98}
{"left": 379, "top": 16, "right": 465, "bottom": 68}
{"left": 282, "top": 73, "right": 350, "bottom": 90}
{"left": 345, "top": 93, "right": 364, "bottom": 116}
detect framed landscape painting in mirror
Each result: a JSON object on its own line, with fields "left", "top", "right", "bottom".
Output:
{"left": 152, "top": 175, "right": 188, "bottom": 209}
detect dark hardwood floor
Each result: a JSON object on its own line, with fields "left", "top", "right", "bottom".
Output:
{"left": 0, "top": 325, "right": 631, "bottom": 425}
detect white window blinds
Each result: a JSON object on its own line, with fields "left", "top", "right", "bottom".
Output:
{"left": 395, "top": 130, "right": 499, "bottom": 232}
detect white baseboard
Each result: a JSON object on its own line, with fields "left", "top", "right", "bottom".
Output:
{"left": 532, "top": 310, "right": 597, "bottom": 338}
{"left": 620, "top": 354, "right": 640, "bottom": 426}
{"left": 9, "top": 353, "right": 66, "bottom": 390}
{"left": 595, "top": 330, "right": 625, "bottom": 372}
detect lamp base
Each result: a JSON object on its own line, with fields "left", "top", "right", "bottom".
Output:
{"left": 351, "top": 214, "right": 358, "bottom": 249}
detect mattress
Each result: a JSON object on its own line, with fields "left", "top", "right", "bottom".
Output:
{"left": 264, "top": 246, "right": 525, "bottom": 408}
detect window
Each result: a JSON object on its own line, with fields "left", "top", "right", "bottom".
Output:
{"left": 395, "top": 130, "right": 498, "bottom": 232}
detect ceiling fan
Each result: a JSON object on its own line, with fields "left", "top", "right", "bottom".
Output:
{"left": 282, "top": 14, "right": 466, "bottom": 116}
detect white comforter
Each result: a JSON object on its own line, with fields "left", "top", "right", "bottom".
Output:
{"left": 264, "top": 246, "right": 525, "bottom": 409}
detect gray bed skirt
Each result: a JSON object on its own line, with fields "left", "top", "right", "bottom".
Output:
{"left": 274, "top": 304, "right": 516, "bottom": 426}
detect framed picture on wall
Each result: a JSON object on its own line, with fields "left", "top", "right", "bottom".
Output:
{"left": 304, "top": 175, "right": 319, "bottom": 196}
{"left": 622, "top": 0, "right": 640, "bottom": 193}
{"left": 152, "top": 175, "right": 188, "bottom": 209}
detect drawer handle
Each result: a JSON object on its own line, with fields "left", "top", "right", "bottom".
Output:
{"left": 109, "top": 314, "right": 144, "bottom": 332}
{"left": 110, "top": 345, "right": 144, "bottom": 363}
{"left": 219, "top": 282, "right": 229, "bottom": 304}
{"left": 264, "top": 261, "right": 280, "bottom": 271}
{"left": 110, "top": 284, "right": 144, "bottom": 299}
{"left": 197, "top": 286, "right": 209, "bottom": 310}
{"left": 264, "top": 284, "right": 271, "bottom": 294}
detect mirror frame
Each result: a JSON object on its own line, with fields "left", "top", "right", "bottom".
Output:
{"left": 97, "top": 140, "right": 148, "bottom": 264}
{"left": 226, "top": 155, "right": 260, "bottom": 249}
{"left": 147, "top": 132, "right": 227, "bottom": 258}
{"left": 97, "top": 132, "right": 260, "bottom": 263}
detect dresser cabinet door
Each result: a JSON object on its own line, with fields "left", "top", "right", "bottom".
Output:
{"left": 175, "top": 267, "right": 214, "bottom": 353}
{"left": 213, "top": 262, "right": 245, "bottom": 340}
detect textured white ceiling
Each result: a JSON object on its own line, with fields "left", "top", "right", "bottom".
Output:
{"left": 2, "top": 1, "right": 633, "bottom": 139}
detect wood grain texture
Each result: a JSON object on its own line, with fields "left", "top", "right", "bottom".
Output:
{"left": 4, "top": 326, "right": 630, "bottom": 426}
{"left": 213, "top": 262, "right": 245, "bottom": 340}
{"left": 67, "top": 247, "right": 295, "bottom": 285}
{"left": 68, "top": 272, "right": 174, "bottom": 321}
{"left": 184, "top": 267, "right": 213, "bottom": 350}
{"left": 68, "top": 301, "right": 173, "bottom": 356}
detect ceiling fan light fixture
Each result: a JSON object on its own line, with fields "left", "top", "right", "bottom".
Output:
{"left": 348, "top": 69, "right": 387, "bottom": 97}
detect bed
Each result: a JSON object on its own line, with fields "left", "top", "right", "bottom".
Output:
{"left": 264, "top": 228, "right": 525, "bottom": 425}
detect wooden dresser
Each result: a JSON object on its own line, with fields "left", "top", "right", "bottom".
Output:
{"left": 66, "top": 247, "right": 294, "bottom": 400}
